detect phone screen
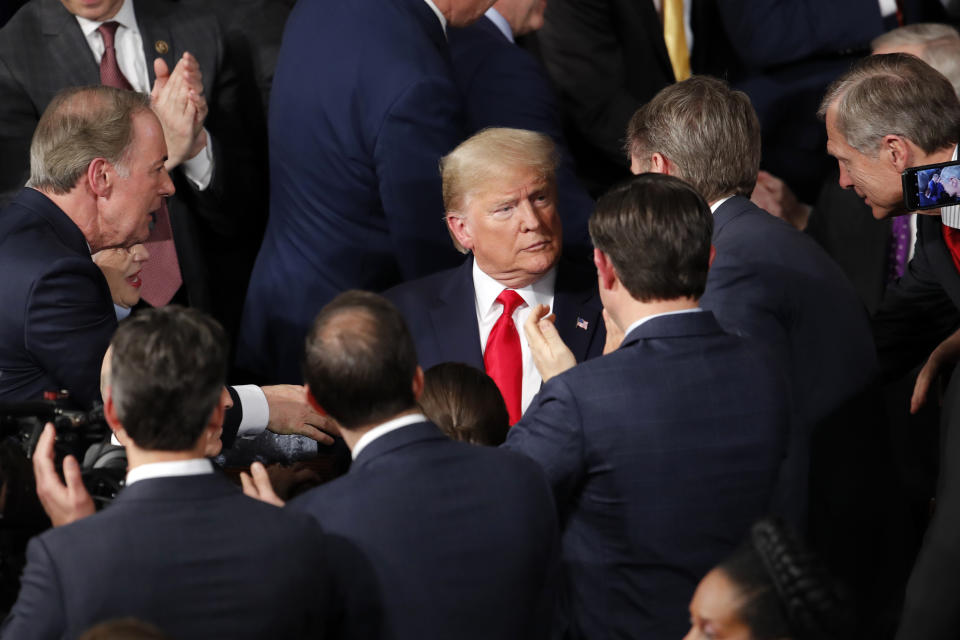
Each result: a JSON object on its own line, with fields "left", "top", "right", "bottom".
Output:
{"left": 902, "top": 160, "right": 960, "bottom": 211}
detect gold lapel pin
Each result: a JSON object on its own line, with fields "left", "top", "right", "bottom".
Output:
{"left": 154, "top": 40, "right": 169, "bottom": 55}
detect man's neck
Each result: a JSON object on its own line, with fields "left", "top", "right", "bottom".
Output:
{"left": 38, "top": 187, "right": 101, "bottom": 252}
{"left": 912, "top": 144, "right": 957, "bottom": 167}
{"left": 611, "top": 297, "right": 699, "bottom": 334}
{"left": 341, "top": 407, "right": 423, "bottom": 453}
{"left": 126, "top": 445, "right": 208, "bottom": 469}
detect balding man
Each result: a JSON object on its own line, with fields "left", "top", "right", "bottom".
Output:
{"left": 385, "top": 128, "right": 606, "bottom": 424}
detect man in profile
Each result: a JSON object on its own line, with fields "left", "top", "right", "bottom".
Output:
{"left": 3, "top": 307, "right": 329, "bottom": 639}
{"left": 506, "top": 173, "right": 792, "bottom": 639}
{"left": 243, "top": 290, "right": 559, "bottom": 639}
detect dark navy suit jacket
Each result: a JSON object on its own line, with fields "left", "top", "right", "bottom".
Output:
{"left": 384, "top": 255, "right": 606, "bottom": 372}
{"left": 289, "top": 421, "right": 559, "bottom": 640}
{"left": 700, "top": 196, "right": 876, "bottom": 428}
{"left": 504, "top": 311, "right": 791, "bottom": 640}
{"left": 238, "top": 0, "right": 466, "bottom": 382}
{"left": 2, "top": 473, "right": 329, "bottom": 639}
{"left": 448, "top": 16, "right": 594, "bottom": 253}
{"left": 0, "top": 188, "right": 249, "bottom": 445}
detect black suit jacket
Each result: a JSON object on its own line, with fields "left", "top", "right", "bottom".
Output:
{"left": 700, "top": 196, "right": 877, "bottom": 428}
{"left": 2, "top": 472, "right": 329, "bottom": 639}
{"left": 0, "top": 0, "right": 265, "bottom": 340}
{"left": 529, "top": 0, "right": 674, "bottom": 195}
{"left": 384, "top": 256, "right": 605, "bottom": 372}
{"left": 505, "top": 311, "right": 791, "bottom": 639}
{"left": 289, "top": 421, "right": 559, "bottom": 640}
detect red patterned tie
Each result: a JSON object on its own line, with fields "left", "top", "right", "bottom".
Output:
{"left": 485, "top": 290, "right": 525, "bottom": 425}
{"left": 98, "top": 21, "right": 182, "bottom": 306}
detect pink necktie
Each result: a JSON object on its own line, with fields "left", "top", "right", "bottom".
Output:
{"left": 98, "top": 21, "right": 182, "bottom": 306}
{"left": 485, "top": 290, "right": 525, "bottom": 425}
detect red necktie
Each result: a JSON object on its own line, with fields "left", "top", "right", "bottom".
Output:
{"left": 485, "top": 290, "right": 525, "bottom": 425}
{"left": 942, "top": 225, "right": 960, "bottom": 274}
{"left": 98, "top": 21, "right": 182, "bottom": 306}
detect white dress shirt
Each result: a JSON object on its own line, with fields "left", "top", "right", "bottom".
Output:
{"left": 473, "top": 261, "right": 557, "bottom": 415}
{"left": 125, "top": 457, "right": 213, "bottom": 486}
{"left": 351, "top": 412, "right": 427, "bottom": 460}
{"left": 484, "top": 7, "right": 513, "bottom": 43}
{"left": 74, "top": 0, "right": 213, "bottom": 190}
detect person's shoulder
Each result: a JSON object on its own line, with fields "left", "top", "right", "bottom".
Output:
{"left": 0, "top": 0, "right": 42, "bottom": 42}
{"left": 383, "top": 260, "right": 468, "bottom": 304}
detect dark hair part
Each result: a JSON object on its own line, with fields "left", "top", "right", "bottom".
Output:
{"left": 625, "top": 76, "right": 761, "bottom": 202}
{"left": 28, "top": 85, "right": 152, "bottom": 194}
{"left": 589, "top": 173, "right": 713, "bottom": 302}
{"left": 108, "top": 307, "right": 227, "bottom": 451}
{"left": 719, "top": 518, "right": 853, "bottom": 640}
{"left": 303, "top": 291, "right": 418, "bottom": 430}
{"left": 419, "top": 363, "right": 509, "bottom": 446}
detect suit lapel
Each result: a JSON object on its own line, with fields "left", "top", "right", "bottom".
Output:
{"left": 553, "top": 258, "right": 604, "bottom": 362}
{"left": 133, "top": 0, "right": 176, "bottom": 86}
{"left": 429, "top": 257, "right": 485, "bottom": 370}
{"left": 40, "top": 0, "right": 99, "bottom": 89}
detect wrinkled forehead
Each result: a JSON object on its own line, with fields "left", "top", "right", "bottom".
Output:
{"left": 461, "top": 168, "right": 553, "bottom": 210}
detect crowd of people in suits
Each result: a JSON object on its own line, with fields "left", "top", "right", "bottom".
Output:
{"left": 3, "top": 0, "right": 960, "bottom": 638}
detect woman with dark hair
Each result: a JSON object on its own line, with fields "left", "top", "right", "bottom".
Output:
{"left": 685, "top": 517, "right": 853, "bottom": 639}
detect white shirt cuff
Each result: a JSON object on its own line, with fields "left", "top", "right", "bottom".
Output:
{"left": 233, "top": 384, "right": 269, "bottom": 438}
{"left": 181, "top": 131, "right": 214, "bottom": 190}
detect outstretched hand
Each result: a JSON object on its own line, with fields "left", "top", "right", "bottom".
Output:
{"left": 912, "top": 328, "right": 960, "bottom": 413}
{"left": 240, "top": 461, "right": 286, "bottom": 507}
{"left": 262, "top": 385, "right": 339, "bottom": 445}
{"left": 32, "top": 423, "right": 95, "bottom": 527}
{"left": 523, "top": 303, "right": 576, "bottom": 383}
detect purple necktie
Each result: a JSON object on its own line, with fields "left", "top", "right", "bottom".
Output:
{"left": 98, "top": 22, "right": 182, "bottom": 306}
{"left": 888, "top": 215, "right": 911, "bottom": 283}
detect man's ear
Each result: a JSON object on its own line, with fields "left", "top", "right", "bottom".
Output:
{"left": 412, "top": 366, "right": 424, "bottom": 402}
{"left": 709, "top": 245, "right": 716, "bottom": 268}
{"left": 593, "top": 248, "right": 618, "bottom": 291}
{"left": 446, "top": 213, "right": 474, "bottom": 252}
{"left": 86, "top": 157, "right": 113, "bottom": 198}
{"left": 649, "top": 152, "right": 671, "bottom": 176}
{"left": 103, "top": 387, "right": 131, "bottom": 445}
{"left": 304, "top": 384, "right": 328, "bottom": 416}
{"left": 882, "top": 134, "right": 912, "bottom": 172}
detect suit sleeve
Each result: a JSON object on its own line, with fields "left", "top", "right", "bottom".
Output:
{"left": 1, "top": 537, "right": 66, "bottom": 640}
{"left": 502, "top": 376, "right": 586, "bottom": 515}
{"left": 374, "top": 77, "right": 465, "bottom": 279}
{"left": 24, "top": 259, "right": 115, "bottom": 409}
{"left": 873, "top": 228, "right": 960, "bottom": 380}
{"left": 0, "top": 53, "right": 38, "bottom": 207}
{"left": 711, "top": 0, "right": 882, "bottom": 67}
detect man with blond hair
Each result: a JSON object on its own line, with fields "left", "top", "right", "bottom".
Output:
{"left": 386, "top": 127, "right": 605, "bottom": 424}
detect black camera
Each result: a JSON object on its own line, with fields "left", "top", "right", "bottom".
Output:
{"left": 0, "top": 392, "right": 126, "bottom": 509}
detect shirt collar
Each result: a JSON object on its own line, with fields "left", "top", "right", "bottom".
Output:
{"left": 709, "top": 196, "right": 734, "bottom": 214}
{"left": 472, "top": 258, "right": 557, "bottom": 319}
{"left": 126, "top": 458, "right": 213, "bottom": 487}
{"left": 623, "top": 307, "right": 703, "bottom": 339}
{"left": 74, "top": 0, "right": 139, "bottom": 38}
{"left": 422, "top": 0, "right": 447, "bottom": 35}
{"left": 940, "top": 145, "right": 960, "bottom": 229}
{"left": 484, "top": 7, "right": 514, "bottom": 42}
{"left": 351, "top": 412, "right": 427, "bottom": 460}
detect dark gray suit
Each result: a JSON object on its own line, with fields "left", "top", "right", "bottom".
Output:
{"left": 0, "top": 0, "right": 265, "bottom": 341}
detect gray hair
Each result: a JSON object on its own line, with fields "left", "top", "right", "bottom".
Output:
{"left": 940, "top": 163, "right": 960, "bottom": 183}
{"left": 922, "top": 37, "right": 960, "bottom": 97}
{"left": 625, "top": 76, "right": 761, "bottom": 203}
{"left": 817, "top": 53, "right": 960, "bottom": 155}
{"left": 27, "top": 86, "right": 151, "bottom": 194}
{"left": 440, "top": 127, "right": 558, "bottom": 253}
{"left": 871, "top": 22, "right": 958, "bottom": 52}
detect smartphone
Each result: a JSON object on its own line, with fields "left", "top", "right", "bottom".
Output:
{"left": 902, "top": 160, "right": 960, "bottom": 210}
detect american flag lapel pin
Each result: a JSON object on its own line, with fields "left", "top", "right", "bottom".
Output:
{"left": 576, "top": 317, "right": 589, "bottom": 330}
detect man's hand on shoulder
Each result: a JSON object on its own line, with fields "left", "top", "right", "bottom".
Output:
{"left": 33, "top": 423, "right": 95, "bottom": 527}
